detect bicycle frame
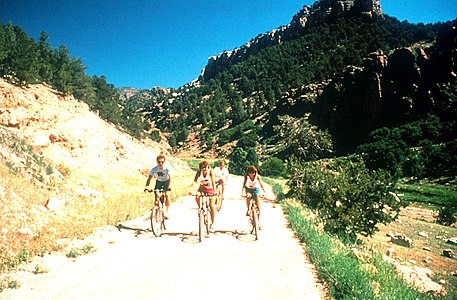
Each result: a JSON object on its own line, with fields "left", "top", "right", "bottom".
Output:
{"left": 196, "top": 193, "right": 212, "bottom": 242}
{"left": 246, "top": 193, "right": 260, "bottom": 240}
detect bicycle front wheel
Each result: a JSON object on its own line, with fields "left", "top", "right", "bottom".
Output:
{"left": 204, "top": 204, "right": 211, "bottom": 235}
{"left": 251, "top": 207, "right": 259, "bottom": 240}
{"left": 151, "top": 206, "right": 163, "bottom": 237}
{"left": 198, "top": 210, "right": 204, "bottom": 242}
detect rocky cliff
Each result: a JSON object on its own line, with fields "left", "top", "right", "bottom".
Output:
{"left": 310, "top": 23, "right": 457, "bottom": 153}
{"left": 201, "top": 0, "right": 382, "bottom": 80}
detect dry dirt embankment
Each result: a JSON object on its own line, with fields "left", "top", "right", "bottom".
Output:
{"left": 0, "top": 176, "right": 326, "bottom": 300}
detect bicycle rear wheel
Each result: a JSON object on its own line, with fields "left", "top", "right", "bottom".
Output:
{"left": 250, "top": 203, "right": 259, "bottom": 240}
{"left": 216, "top": 194, "right": 222, "bottom": 211}
{"left": 204, "top": 204, "right": 211, "bottom": 234}
{"left": 150, "top": 206, "right": 163, "bottom": 237}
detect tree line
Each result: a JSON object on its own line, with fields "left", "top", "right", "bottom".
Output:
{"left": 0, "top": 22, "right": 149, "bottom": 139}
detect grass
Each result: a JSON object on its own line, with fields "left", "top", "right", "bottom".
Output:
{"left": 180, "top": 158, "right": 222, "bottom": 171}
{"left": 396, "top": 178, "right": 457, "bottom": 210}
{"left": 0, "top": 139, "right": 193, "bottom": 290}
{"left": 283, "top": 200, "right": 447, "bottom": 299}
{"left": 267, "top": 174, "right": 456, "bottom": 299}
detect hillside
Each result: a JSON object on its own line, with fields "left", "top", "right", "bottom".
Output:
{"left": 120, "top": 0, "right": 455, "bottom": 161}
{"left": 0, "top": 78, "right": 191, "bottom": 282}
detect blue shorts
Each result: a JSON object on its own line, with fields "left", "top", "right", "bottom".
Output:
{"left": 246, "top": 187, "right": 260, "bottom": 195}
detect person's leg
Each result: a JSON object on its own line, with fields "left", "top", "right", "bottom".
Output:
{"left": 254, "top": 193, "right": 262, "bottom": 229}
{"left": 245, "top": 192, "right": 252, "bottom": 215}
{"left": 209, "top": 196, "right": 216, "bottom": 228}
{"left": 164, "top": 190, "right": 171, "bottom": 217}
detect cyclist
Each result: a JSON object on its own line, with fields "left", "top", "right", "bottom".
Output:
{"left": 242, "top": 165, "right": 266, "bottom": 226}
{"left": 213, "top": 160, "right": 229, "bottom": 200}
{"left": 144, "top": 153, "right": 173, "bottom": 219}
{"left": 189, "top": 160, "right": 217, "bottom": 231}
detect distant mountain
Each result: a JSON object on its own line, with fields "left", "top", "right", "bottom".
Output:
{"left": 123, "top": 0, "right": 455, "bottom": 159}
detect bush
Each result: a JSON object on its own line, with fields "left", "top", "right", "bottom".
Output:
{"left": 358, "top": 137, "right": 409, "bottom": 178}
{"left": 287, "top": 156, "right": 401, "bottom": 238}
{"left": 259, "top": 157, "right": 286, "bottom": 178}
{"left": 437, "top": 205, "right": 457, "bottom": 226}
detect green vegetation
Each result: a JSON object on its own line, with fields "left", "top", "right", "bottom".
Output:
{"left": 137, "top": 16, "right": 448, "bottom": 154}
{"left": 283, "top": 200, "right": 442, "bottom": 300}
{"left": 0, "top": 23, "right": 149, "bottom": 139}
{"left": 287, "top": 156, "right": 401, "bottom": 238}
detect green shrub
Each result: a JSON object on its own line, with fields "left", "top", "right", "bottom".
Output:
{"left": 259, "top": 157, "right": 286, "bottom": 178}
{"left": 228, "top": 146, "right": 259, "bottom": 175}
{"left": 287, "top": 156, "right": 401, "bottom": 238}
{"left": 358, "top": 137, "right": 409, "bottom": 178}
{"left": 437, "top": 205, "right": 457, "bottom": 226}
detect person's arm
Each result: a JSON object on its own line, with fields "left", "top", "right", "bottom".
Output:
{"left": 144, "top": 175, "right": 153, "bottom": 191}
{"left": 188, "top": 172, "right": 199, "bottom": 195}
{"left": 167, "top": 174, "right": 172, "bottom": 189}
{"left": 210, "top": 170, "right": 216, "bottom": 190}
{"left": 241, "top": 175, "right": 247, "bottom": 196}
{"left": 257, "top": 175, "right": 266, "bottom": 193}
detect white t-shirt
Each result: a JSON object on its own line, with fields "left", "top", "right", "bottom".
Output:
{"left": 196, "top": 170, "right": 213, "bottom": 188}
{"left": 245, "top": 174, "right": 259, "bottom": 189}
{"left": 149, "top": 162, "right": 173, "bottom": 182}
{"left": 214, "top": 167, "right": 229, "bottom": 182}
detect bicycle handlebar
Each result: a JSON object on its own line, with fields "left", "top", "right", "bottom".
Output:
{"left": 144, "top": 188, "right": 165, "bottom": 193}
{"left": 188, "top": 192, "right": 219, "bottom": 196}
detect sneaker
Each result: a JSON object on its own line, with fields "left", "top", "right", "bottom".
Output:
{"left": 164, "top": 212, "right": 170, "bottom": 219}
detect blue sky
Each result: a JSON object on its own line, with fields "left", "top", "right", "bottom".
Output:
{"left": 1, "top": 1, "right": 456, "bottom": 89}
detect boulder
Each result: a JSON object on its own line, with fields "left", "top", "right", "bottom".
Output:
{"left": 391, "top": 233, "right": 412, "bottom": 248}
{"left": 443, "top": 249, "right": 455, "bottom": 258}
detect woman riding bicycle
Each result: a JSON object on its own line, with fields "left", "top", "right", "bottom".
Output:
{"left": 242, "top": 165, "right": 266, "bottom": 222}
{"left": 189, "top": 160, "right": 217, "bottom": 231}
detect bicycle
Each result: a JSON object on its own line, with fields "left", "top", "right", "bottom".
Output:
{"left": 215, "top": 181, "right": 223, "bottom": 211}
{"left": 192, "top": 192, "right": 212, "bottom": 242}
{"left": 145, "top": 188, "right": 166, "bottom": 237}
{"left": 245, "top": 193, "right": 260, "bottom": 241}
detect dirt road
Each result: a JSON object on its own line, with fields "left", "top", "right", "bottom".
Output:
{"left": 1, "top": 177, "right": 325, "bottom": 300}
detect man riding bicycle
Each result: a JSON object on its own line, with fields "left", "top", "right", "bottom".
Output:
{"left": 144, "top": 153, "right": 173, "bottom": 219}
{"left": 213, "top": 160, "right": 229, "bottom": 200}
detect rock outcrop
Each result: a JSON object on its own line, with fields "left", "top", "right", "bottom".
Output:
{"left": 310, "top": 23, "right": 457, "bottom": 153}
{"left": 202, "top": 0, "right": 382, "bottom": 80}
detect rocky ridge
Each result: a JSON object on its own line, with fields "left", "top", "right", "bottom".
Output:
{"left": 202, "top": 0, "right": 383, "bottom": 80}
